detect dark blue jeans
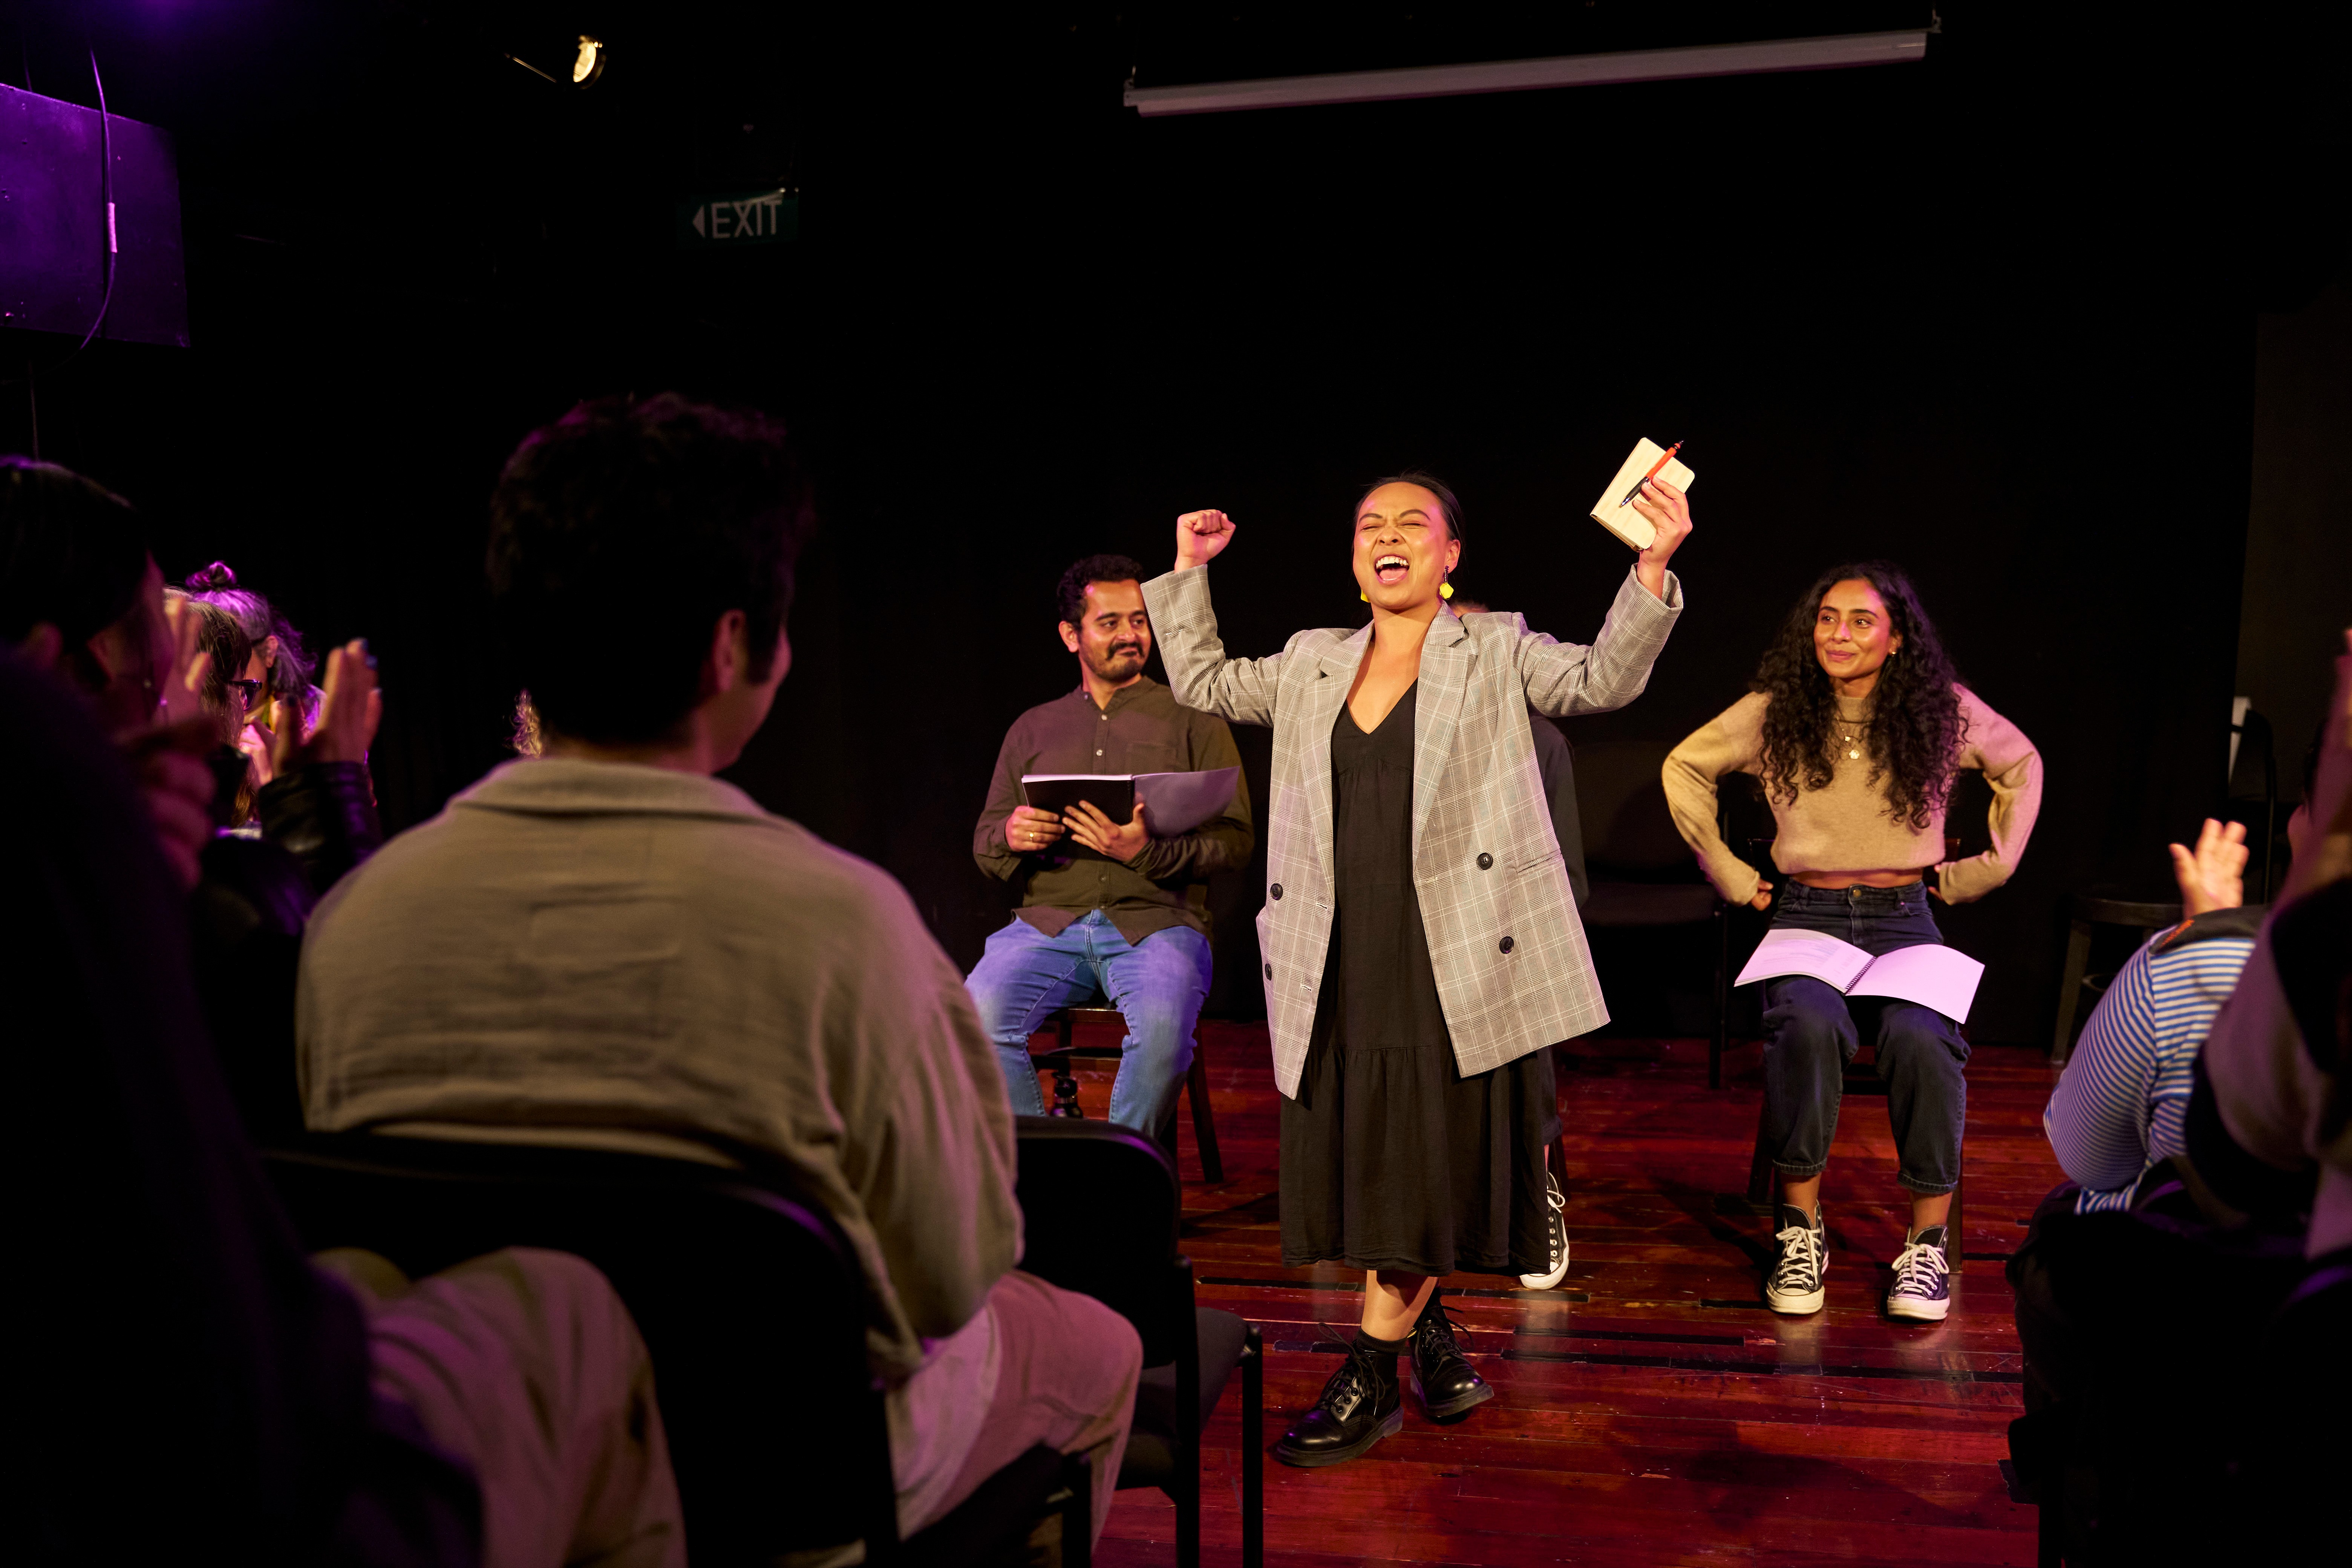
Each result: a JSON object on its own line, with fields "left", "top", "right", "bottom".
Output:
{"left": 1760, "top": 881, "right": 1969, "bottom": 1196}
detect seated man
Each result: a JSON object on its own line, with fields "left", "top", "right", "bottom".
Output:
{"left": 300, "top": 397, "right": 1141, "bottom": 1548}
{"left": 968, "top": 554, "right": 1255, "bottom": 1132}
{"left": 3, "top": 462, "right": 680, "bottom": 1565}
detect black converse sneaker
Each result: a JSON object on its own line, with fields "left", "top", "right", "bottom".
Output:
{"left": 1886, "top": 1224, "right": 1952, "bottom": 1322}
{"left": 1765, "top": 1201, "right": 1828, "bottom": 1315}
{"left": 1272, "top": 1341, "right": 1404, "bottom": 1468}
{"left": 1518, "top": 1169, "right": 1571, "bottom": 1290}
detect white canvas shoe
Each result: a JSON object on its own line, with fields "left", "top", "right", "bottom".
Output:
{"left": 1518, "top": 1170, "right": 1571, "bottom": 1289}
{"left": 1765, "top": 1202, "right": 1828, "bottom": 1315}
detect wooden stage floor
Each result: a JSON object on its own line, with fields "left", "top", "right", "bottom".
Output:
{"left": 1055, "top": 1019, "right": 2063, "bottom": 1568}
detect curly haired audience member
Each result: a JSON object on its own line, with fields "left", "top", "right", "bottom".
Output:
{"left": 1666, "top": 562, "right": 2041, "bottom": 1322}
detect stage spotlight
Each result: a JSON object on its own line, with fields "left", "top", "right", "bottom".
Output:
{"left": 503, "top": 30, "right": 608, "bottom": 90}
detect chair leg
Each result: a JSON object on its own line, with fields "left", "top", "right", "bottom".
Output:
{"left": 1061, "top": 1451, "right": 1093, "bottom": 1568}
{"left": 1242, "top": 1326, "right": 1263, "bottom": 1568}
{"left": 1048, "top": 1011, "right": 1084, "bottom": 1118}
{"left": 1711, "top": 901, "right": 1729, "bottom": 1090}
{"left": 2036, "top": 1461, "right": 2064, "bottom": 1568}
{"left": 1186, "top": 1046, "right": 1224, "bottom": 1184}
{"left": 2050, "top": 917, "right": 2093, "bottom": 1064}
{"left": 1046, "top": 1056, "right": 1085, "bottom": 1118}
{"left": 1948, "top": 1165, "right": 1965, "bottom": 1259}
{"left": 1747, "top": 1107, "right": 1776, "bottom": 1210}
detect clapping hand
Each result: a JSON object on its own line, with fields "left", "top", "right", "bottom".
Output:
{"left": 129, "top": 594, "right": 221, "bottom": 888}
{"left": 272, "top": 639, "right": 383, "bottom": 773}
{"left": 1174, "top": 509, "right": 1236, "bottom": 571}
{"left": 1067, "top": 798, "right": 1150, "bottom": 863}
{"left": 2167, "top": 818, "right": 2249, "bottom": 918}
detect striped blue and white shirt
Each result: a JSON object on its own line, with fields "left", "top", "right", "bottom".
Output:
{"left": 2044, "top": 909, "right": 2261, "bottom": 1213}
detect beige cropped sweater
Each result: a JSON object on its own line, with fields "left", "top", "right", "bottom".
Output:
{"left": 1663, "top": 685, "right": 2041, "bottom": 905}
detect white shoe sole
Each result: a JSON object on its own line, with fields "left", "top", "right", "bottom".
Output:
{"left": 1765, "top": 1284, "right": 1826, "bottom": 1315}
{"left": 1518, "top": 1244, "right": 1571, "bottom": 1291}
{"left": 1887, "top": 1295, "right": 1951, "bottom": 1322}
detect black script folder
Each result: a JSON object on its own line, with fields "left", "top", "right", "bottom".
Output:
{"left": 1020, "top": 766, "right": 1241, "bottom": 838}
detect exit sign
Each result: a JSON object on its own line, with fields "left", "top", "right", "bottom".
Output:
{"left": 677, "top": 189, "right": 798, "bottom": 248}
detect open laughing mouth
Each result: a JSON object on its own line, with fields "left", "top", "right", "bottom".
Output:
{"left": 1374, "top": 553, "right": 1409, "bottom": 586}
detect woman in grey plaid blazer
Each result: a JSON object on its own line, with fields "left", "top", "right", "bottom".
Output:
{"left": 1141, "top": 473, "right": 1691, "bottom": 1467}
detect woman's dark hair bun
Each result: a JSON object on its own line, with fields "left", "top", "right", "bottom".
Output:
{"left": 184, "top": 561, "right": 240, "bottom": 592}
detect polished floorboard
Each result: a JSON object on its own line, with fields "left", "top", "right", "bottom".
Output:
{"left": 1048, "top": 1019, "right": 2061, "bottom": 1567}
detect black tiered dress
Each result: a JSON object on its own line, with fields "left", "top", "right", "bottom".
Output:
{"left": 1277, "top": 682, "right": 1556, "bottom": 1277}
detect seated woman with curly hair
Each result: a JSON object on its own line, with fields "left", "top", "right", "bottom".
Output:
{"left": 1665, "top": 564, "right": 2041, "bottom": 1323}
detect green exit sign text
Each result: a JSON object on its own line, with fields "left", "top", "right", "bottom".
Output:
{"left": 677, "top": 189, "right": 798, "bottom": 248}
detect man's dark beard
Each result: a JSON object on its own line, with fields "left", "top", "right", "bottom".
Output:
{"left": 1087, "top": 643, "right": 1146, "bottom": 681}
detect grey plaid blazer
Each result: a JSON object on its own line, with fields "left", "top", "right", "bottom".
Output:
{"left": 1143, "top": 564, "right": 1683, "bottom": 1098}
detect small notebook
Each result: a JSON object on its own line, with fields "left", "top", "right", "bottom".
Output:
{"left": 1020, "top": 766, "right": 1241, "bottom": 839}
{"left": 1733, "top": 928, "right": 1985, "bottom": 1024}
{"left": 1589, "top": 438, "right": 1697, "bottom": 550}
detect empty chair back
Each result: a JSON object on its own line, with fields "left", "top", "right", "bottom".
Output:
{"left": 1010, "top": 1116, "right": 1188, "bottom": 1367}
{"left": 262, "top": 1134, "right": 896, "bottom": 1568}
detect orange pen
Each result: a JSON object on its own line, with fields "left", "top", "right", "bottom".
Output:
{"left": 1618, "top": 440, "right": 1684, "bottom": 507}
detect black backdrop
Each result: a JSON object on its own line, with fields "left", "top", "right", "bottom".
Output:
{"left": 7, "top": 3, "right": 2343, "bottom": 1041}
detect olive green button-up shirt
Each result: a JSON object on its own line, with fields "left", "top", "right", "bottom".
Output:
{"left": 972, "top": 676, "right": 1254, "bottom": 944}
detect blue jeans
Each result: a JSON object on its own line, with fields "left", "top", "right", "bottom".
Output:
{"left": 965, "top": 913, "right": 1213, "bottom": 1133}
{"left": 1760, "top": 882, "right": 1969, "bottom": 1196}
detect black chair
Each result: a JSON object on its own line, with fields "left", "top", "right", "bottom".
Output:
{"left": 1012, "top": 1116, "right": 1262, "bottom": 1568}
{"left": 1573, "top": 739, "right": 1734, "bottom": 1083}
{"left": 260, "top": 1134, "right": 1089, "bottom": 1568}
{"left": 1032, "top": 1006, "right": 1225, "bottom": 1182}
{"left": 2048, "top": 892, "right": 2181, "bottom": 1065}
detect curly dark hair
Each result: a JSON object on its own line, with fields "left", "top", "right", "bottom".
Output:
{"left": 1055, "top": 554, "right": 1148, "bottom": 626}
{"left": 1752, "top": 562, "right": 1967, "bottom": 831}
{"left": 487, "top": 394, "right": 814, "bottom": 746}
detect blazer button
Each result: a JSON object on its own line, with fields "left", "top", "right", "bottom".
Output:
{"left": 1476, "top": 852, "right": 1493, "bottom": 870}
{"left": 1263, "top": 962, "right": 1274, "bottom": 979}
{"left": 1271, "top": 883, "right": 1284, "bottom": 900}
{"left": 1499, "top": 935, "right": 1515, "bottom": 954}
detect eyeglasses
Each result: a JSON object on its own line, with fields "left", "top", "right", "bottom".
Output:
{"left": 224, "top": 678, "right": 263, "bottom": 706}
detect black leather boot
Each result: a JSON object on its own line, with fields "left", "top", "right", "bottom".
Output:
{"left": 1272, "top": 1343, "right": 1403, "bottom": 1468}
{"left": 1409, "top": 1291, "right": 1493, "bottom": 1421}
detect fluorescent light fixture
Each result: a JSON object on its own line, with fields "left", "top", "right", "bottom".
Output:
{"left": 1125, "top": 29, "right": 1929, "bottom": 117}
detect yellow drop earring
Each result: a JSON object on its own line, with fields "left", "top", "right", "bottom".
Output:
{"left": 1440, "top": 581, "right": 1454, "bottom": 600}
